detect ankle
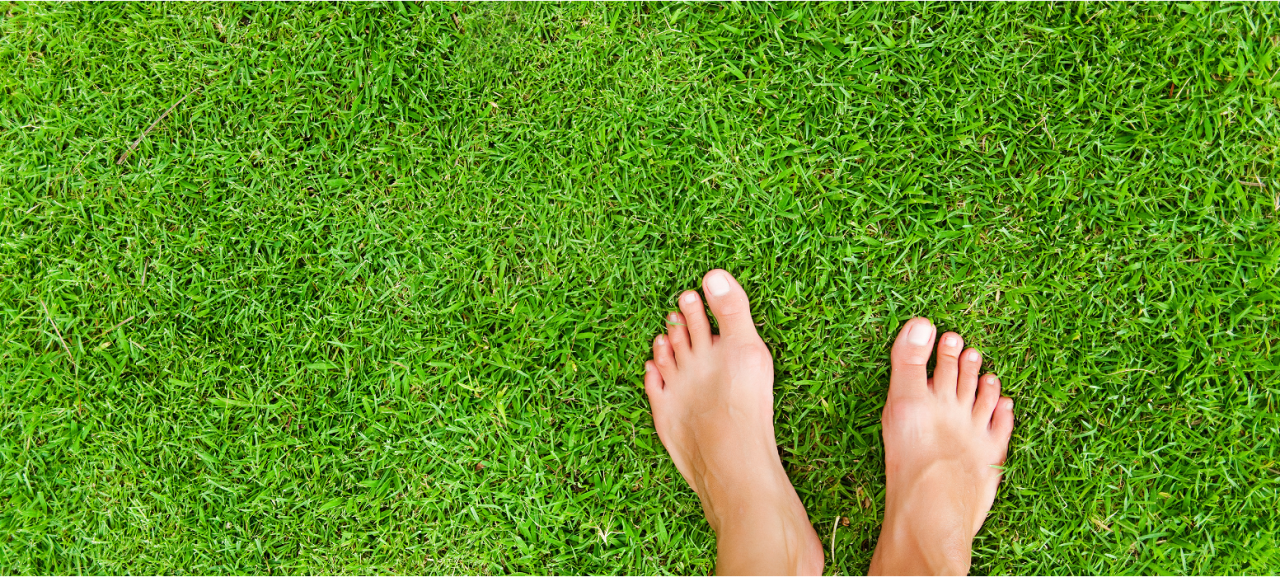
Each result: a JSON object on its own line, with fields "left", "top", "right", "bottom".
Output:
{"left": 696, "top": 456, "right": 793, "bottom": 532}
{"left": 870, "top": 520, "right": 971, "bottom": 575}
{"left": 708, "top": 477, "right": 824, "bottom": 575}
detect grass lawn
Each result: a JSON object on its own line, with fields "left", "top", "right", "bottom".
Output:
{"left": 3, "top": 2, "right": 1279, "bottom": 574}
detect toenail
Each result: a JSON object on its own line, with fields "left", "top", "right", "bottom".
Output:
{"left": 705, "top": 272, "right": 730, "bottom": 297}
{"left": 669, "top": 313, "right": 680, "bottom": 322}
{"left": 908, "top": 321, "right": 932, "bottom": 345}
{"left": 656, "top": 335, "right": 667, "bottom": 345}
{"left": 681, "top": 292, "right": 697, "bottom": 304}
{"left": 943, "top": 334, "right": 959, "bottom": 348}
{"left": 967, "top": 350, "right": 980, "bottom": 362}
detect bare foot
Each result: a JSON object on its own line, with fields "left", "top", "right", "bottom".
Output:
{"left": 644, "top": 269, "right": 824, "bottom": 576}
{"left": 869, "top": 317, "right": 1014, "bottom": 575}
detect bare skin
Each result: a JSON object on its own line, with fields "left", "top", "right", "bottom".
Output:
{"left": 644, "top": 271, "right": 1013, "bottom": 576}
{"left": 869, "top": 317, "right": 1013, "bottom": 575}
{"left": 643, "top": 269, "right": 824, "bottom": 575}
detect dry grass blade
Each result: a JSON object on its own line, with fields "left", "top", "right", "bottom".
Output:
{"left": 94, "top": 315, "right": 136, "bottom": 341}
{"left": 39, "top": 299, "right": 76, "bottom": 370}
{"left": 117, "top": 87, "right": 199, "bottom": 165}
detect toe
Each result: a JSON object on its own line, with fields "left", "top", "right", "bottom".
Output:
{"left": 889, "top": 317, "right": 935, "bottom": 397}
{"left": 644, "top": 360, "right": 665, "bottom": 397}
{"left": 973, "top": 374, "right": 1001, "bottom": 422}
{"left": 701, "top": 269, "right": 759, "bottom": 341}
{"left": 958, "top": 348, "right": 982, "bottom": 405}
{"left": 991, "top": 397, "right": 1014, "bottom": 438}
{"left": 653, "top": 334, "right": 676, "bottom": 375}
{"left": 932, "top": 332, "right": 964, "bottom": 398}
{"left": 677, "top": 290, "right": 712, "bottom": 350}
{"left": 666, "top": 311, "right": 692, "bottom": 363}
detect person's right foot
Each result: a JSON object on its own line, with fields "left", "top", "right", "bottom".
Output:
{"left": 869, "top": 317, "right": 1014, "bottom": 575}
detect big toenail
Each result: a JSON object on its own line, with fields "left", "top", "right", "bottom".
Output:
{"left": 943, "top": 334, "right": 959, "bottom": 348}
{"left": 705, "top": 272, "right": 730, "bottom": 296}
{"left": 681, "top": 292, "right": 697, "bottom": 304}
{"left": 967, "top": 350, "right": 980, "bottom": 361}
{"left": 908, "top": 321, "right": 932, "bottom": 345}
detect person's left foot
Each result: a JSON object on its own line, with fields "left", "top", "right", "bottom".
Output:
{"left": 644, "top": 269, "right": 823, "bottom": 576}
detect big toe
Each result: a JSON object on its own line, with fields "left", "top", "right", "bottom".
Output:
{"left": 889, "top": 317, "right": 935, "bottom": 397}
{"left": 702, "top": 269, "right": 758, "bottom": 339}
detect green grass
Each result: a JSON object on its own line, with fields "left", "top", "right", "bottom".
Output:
{"left": 2, "top": 1, "right": 1278, "bottom": 574}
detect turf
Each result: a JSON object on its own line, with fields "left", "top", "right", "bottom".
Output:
{"left": 2, "top": 2, "right": 1278, "bottom": 574}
